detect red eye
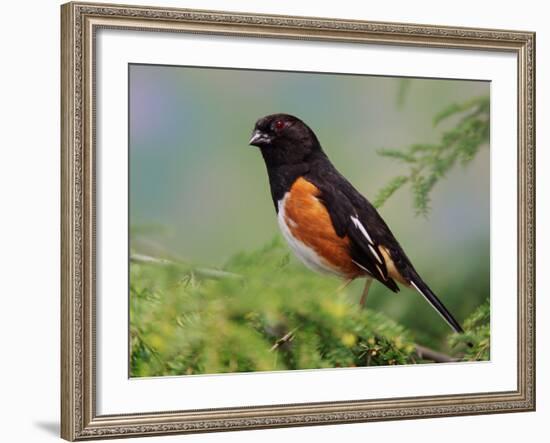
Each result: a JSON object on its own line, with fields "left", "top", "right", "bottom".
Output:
{"left": 274, "top": 120, "right": 285, "bottom": 130}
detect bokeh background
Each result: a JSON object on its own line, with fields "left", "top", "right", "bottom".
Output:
{"left": 129, "top": 64, "right": 490, "bottom": 375}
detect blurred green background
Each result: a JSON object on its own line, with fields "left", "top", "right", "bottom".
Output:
{"left": 129, "top": 64, "right": 490, "bottom": 376}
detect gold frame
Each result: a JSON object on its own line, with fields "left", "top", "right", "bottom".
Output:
{"left": 61, "top": 2, "right": 536, "bottom": 440}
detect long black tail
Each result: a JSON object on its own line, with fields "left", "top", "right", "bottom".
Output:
{"left": 409, "top": 276, "right": 464, "bottom": 334}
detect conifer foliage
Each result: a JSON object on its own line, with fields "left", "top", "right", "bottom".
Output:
{"left": 130, "top": 95, "right": 491, "bottom": 377}
{"left": 374, "top": 96, "right": 490, "bottom": 214}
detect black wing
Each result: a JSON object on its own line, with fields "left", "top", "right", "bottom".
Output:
{"left": 306, "top": 161, "right": 411, "bottom": 292}
{"left": 306, "top": 158, "right": 465, "bottom": 334}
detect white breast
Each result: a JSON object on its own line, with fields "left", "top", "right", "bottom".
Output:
{"left": 277, "top": 194, "right": 343, "bottom": 277}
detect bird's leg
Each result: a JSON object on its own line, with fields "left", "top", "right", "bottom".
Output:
{"left": 359, "top": 278, "right": 373, "bottom": 309}
{"left": 334, "top": 278, "right": 353, "bottom": 295}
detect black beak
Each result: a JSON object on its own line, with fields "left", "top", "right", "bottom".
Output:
{"left": 249, "top": 129, "right": 271, "bottom": 147}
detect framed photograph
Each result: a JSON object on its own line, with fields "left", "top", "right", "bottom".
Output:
{"left": 61, "top": 1, "right": 535, "bottom": 440}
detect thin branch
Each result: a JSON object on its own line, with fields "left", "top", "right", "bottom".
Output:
{"left": 270, "top": 327, "right": 299, "bottom": 352}
{"left": 415, "top": 344, "right": 458, "bottom": 363}
{"left": 131, "top": 253, "right": 174, "bottom": 266}
{"left": 130, "top": 253, "right": 243, "bottom": 280}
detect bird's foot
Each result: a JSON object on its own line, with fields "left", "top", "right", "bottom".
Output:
{"left": 359, "top": 278, "right": 373, "bottom": 309}
{"left": 334, "top": 278, "right": 353, "bottom": 296}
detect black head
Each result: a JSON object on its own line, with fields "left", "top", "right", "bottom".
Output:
{"left": 249, "top": 114, "right": 322, "bottom": 167}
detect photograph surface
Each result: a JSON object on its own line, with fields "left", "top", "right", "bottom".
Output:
{"left": 129, "top": 64, "right": 490, "bottom": 377}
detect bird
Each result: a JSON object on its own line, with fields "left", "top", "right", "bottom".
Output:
{"left": 249, "top": 113, "right": 464, "bottom": 335}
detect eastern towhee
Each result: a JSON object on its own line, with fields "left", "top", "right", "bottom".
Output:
{"left": 249, "top": 113, "right": 464, "bottom": 334}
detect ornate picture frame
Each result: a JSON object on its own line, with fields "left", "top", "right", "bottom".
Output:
{"left": 61, "top": 2, "right": 535, "bottom": 440}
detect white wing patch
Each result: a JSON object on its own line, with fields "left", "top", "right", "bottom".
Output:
{"left": 277, "top": 194, "right": 345, "bottom": 277}
{"left": 368, "top": 244, "right": 383, "bottom": 264}
{"left": 351, "top": 215, "right": 374, "bottom": 244}
{"left": 352, "top": 259, "right": 373, "bottom": 276}
{"left": 351, "top": 215, "right": 384, "bottom": 265}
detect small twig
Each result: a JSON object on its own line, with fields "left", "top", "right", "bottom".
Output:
{"left": 270, "top": 327, "right": 299, "bottom": 352}
{"left": 193, "top": 268, "right": 243, "bottom": 281}
{"left": 131, "top": 253, "right": 174, "bottom": 266}
{"left": 130, "top": 253, "right": 242, "bottom": 280}
{"left": 415, "top": 344, "right": 458, "bottom": 363}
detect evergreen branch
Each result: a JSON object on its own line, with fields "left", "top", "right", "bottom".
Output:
{"left": 448, "top": 299, "right": 490, "bottom": 361}
{"left": 129, "top": 239, "right": 489, "bottom": 376}
{"left": 130, "top": 253, "right": 243, "bottom": 280}
{"left": 374, "top": 95, "right": 489, "bottom": 214}
{"left": 415, "top": 345, "right": 458, "bottom": 363}
{"left": 372, "top": 176, "right": 409, "bottom": 208}
{"left": 433, "top": 95, "right": 489, "bottom": 126}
